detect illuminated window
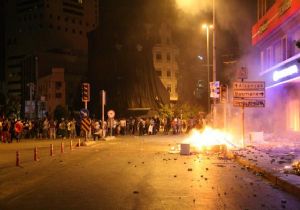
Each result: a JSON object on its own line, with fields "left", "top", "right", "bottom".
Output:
{"left": 287, "top": 99, "right": 300, "bottom": 131}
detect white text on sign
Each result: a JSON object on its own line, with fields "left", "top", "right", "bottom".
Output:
{"left": 233, "top": 90, "right": 265, "bottom": 98}
{"left": 233, "top": 81, "right": 265, "bottom": 90}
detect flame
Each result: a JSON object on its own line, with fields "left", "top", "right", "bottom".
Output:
{"left": 183, "top": 127, "right": 236, "bottom": 151}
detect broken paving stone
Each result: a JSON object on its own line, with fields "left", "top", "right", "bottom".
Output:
{"left": 206, "top": 168, "right": 209, "bottom": 171}
{"left": 205, "top": 178, "right": 208, "bottom": 181}
{"left": 184, "top": 162, "right": 187, "bottom": 164}
{"left": 193, "top": 199, "right": 196, "bottom": 203}
{"left": 174, "top": 175, "right": 177, "bottom": 178}
{"left": 216, "top": 164, "right": 225, "bottom": 167}
{"left": 128, "top": 162, "right": 131, "bottom": 164}
{"left": 133, "top": 191, "right": 139, "bottom": 194}
{"left": 188, "top": 168, "right": 193, "bottom": 171}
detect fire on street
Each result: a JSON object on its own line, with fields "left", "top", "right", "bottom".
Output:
{"left": 0, "top": 135, "right": 300, "bottom": 210}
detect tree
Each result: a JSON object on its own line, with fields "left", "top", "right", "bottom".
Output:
{"left": 53, "top": 105, "right": 68, "bottom": 120}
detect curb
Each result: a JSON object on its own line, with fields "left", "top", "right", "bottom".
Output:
{"left": 227, "top": 150, "right": 300, "bottom": 199}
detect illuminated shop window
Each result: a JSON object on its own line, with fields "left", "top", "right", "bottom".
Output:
{"left": 287, "top": 100, "right": 300, "bottom": 131}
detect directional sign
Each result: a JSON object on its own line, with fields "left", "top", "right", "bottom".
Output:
{"left": 233, "top": 81, "right": 265, "bottom": 90}
{"left": 233, "top": 99, "right": 265, "bottom": 107}
{"left": 80, "top": 108, "right": 89, "bottom": 118}
{"left": 81, "top": 118, "right": 91, "bottom": 132}
{"left": 233, "top": 90, "right": 265, "bottom": 98}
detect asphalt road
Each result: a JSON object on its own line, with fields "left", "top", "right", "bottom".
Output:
{"left": 0, "top": 135, "right": 300, "bottom": 210}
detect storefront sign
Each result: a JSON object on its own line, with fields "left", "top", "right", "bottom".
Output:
{"left": 272, "top": 65, "right": 298, "bottom": 82}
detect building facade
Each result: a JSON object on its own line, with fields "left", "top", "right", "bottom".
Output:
{"left": 252, "top": 0, "right": 300, "bottom": 133}
{"left": 4, "top": 0, "right": 98, "bottom": 117}
{"left": 152, "top": 23, "right": 179, "bottom": 102}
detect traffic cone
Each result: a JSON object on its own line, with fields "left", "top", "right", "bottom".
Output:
{"left": 61, "top": 142, "right": 64, "bottom": 153}
{"left": 50, "top": 144, "right": 54, "bottom": 156}
{"left": 16, "top": 150, "right": 20, "bottom": 166}
{"left": 34, "top": 146, "right": 39, "bottom": 161}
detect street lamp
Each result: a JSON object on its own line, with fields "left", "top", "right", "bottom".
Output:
{"left": 202, "top": 24, "right": 213, "bottom": 113}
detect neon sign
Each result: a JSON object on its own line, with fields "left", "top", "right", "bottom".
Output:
{"left": 273, "top": 65, "right": 298, "bottom": 81}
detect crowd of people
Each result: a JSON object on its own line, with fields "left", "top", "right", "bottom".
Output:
{"left": 0, "top": 115, "right": 206, "bottom": 143}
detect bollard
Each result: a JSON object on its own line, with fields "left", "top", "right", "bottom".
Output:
{"left": 34, "top": 146, "right": 39, "bottom": 161}
{"left": 50, "top": 144, "right": 54, "bottom": 156}
{"left": 16, "top": 150, "right": 20, "bottom": 166}
{"left": 78, "top": 139, "right": 80, "bottom": 148}
{"left": 70, "top": 140, "right": 73, "bottom": 150}
{"left": 61, "top": 142, "right": 64, "bottom": 153}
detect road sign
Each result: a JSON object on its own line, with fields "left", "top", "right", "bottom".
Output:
{"left": 233, "top": 90, "right": 265, "bottom": 98}
{"left": 107, "top": 110, "right": 115, "bottom": 119}
{"left": 233, "top": 81, "right": 265, "bottom": 90}
{"left": 237, "top": 67, "right": 248, "bottom": 79}
{"left": 233, "top": 99, "right": 265, "bottom": 107}
{"left": 81, "top": 118, "right": 91, "bottom": 133}
{"left": 210, "top": 81, "right": 220, "bottom": 98}
{"left": 80, "top": 108, "right": 89, "bottom": 118}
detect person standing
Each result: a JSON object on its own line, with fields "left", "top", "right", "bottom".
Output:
{"left": 14, "top": 119, "right": 23, "bottom": 142}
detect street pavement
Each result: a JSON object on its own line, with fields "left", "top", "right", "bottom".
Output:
{"left": 1, "top": 135, "right": 300, "bottom": 210}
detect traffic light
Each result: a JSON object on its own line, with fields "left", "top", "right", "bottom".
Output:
{"left": 81, "top": 83, "right": 90, "bottom": 102}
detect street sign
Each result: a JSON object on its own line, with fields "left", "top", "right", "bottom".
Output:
{"left": 80, "top": 108, "right": 89, "bottom": 118}
{"left": 233, "top": 81, "right": 265, "bottom": 90}
{"left": 107, "top": 110, "right": 115, "bottom": 119}
{"left": 233, "top": 90, "right": 265, "bottom": 98}
{"left": 81, "top": 118, "right": 91, "bottom": 133}
{"left": 233, "top": 99, "right": 265, "bottom": 107}
{"left": 237, "top": 67, "right": 248, "bottom": 79}
{"left": 210, "top": 81, "right": 220, "bottom": 98}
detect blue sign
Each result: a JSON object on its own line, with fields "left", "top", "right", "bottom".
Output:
{"left": 80, "top": 108, "right": 89, "bottom": 118}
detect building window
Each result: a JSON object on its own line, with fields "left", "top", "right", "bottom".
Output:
{"left": 55, "top": 93, "right": 62, "bottom": 98}
{"left": 167, "top": 84, "right": 171, "bottom": 93}
{"left": 266, "top": 47, "right": 272, "bottom": 68}
{"left": 167, "top": 71, "right": 171, "bottom": 77}
{"left": 55, "top": 81, "right": 62, "bottom": 89}
{"left": 282, "top": 36, "right": 287, "bottom": 61}
{"left": 156, "top": 53, "right": 162, "bottom": 61}
{"left": 167, "top": 53, "right": 171, "bottom": 62}
{"left": 274, "top": 41, "right": 281, "bottom": 64}
{"left": 156, "top": 70, "right": 162, "bottom": 77}
{"left": 260, "top": 51, "right": 264, "bottom": 72}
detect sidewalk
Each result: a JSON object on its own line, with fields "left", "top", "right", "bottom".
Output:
{"left": 227, "top": 143, "right": 300, "bottom": 199}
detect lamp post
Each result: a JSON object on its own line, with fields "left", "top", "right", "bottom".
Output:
{"left": 212, "top": 0, "right": 217, "bottom": 126}
{"left": 202, "top": 24, "right": 213, "bottom": 114}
